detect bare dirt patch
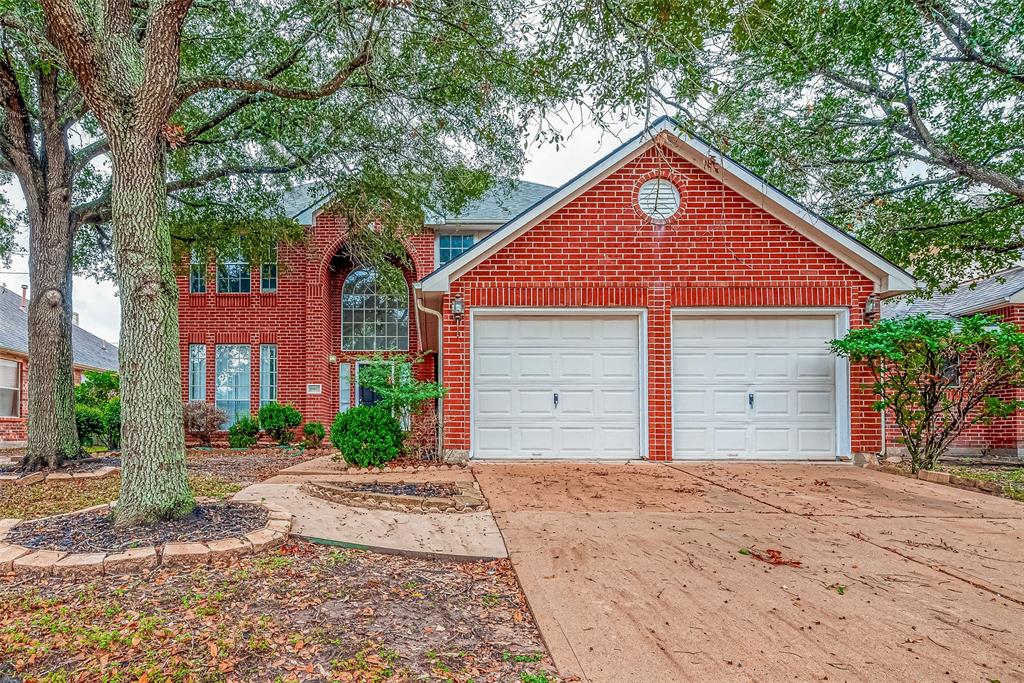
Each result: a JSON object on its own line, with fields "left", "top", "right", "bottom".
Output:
{"left": 7, "top": 501, "right": 267, "bottom": 553}
{"left": 0, "top": 542, "right": 560, "bottom": 682}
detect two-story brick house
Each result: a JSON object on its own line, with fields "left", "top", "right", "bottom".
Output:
{"left": 178, "top": 117, "right": 916, "bottom": 461}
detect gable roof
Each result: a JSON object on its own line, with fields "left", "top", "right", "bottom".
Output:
{"left": 0, "top": 287, "right": 118, "bottom": 372}
{"left": 418, "top": 116, "right": 917, "bottom": 294}
{"left": 283, "top": 180, "right": 555, "bottom": 227}
{"left": 884, "top": 266, "right": 1024, "bottom": 319}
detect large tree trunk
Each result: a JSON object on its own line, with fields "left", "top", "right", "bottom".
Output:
{"left": 18, "top": 185, "right": 81, "bottom": 472}
{"left": 110, "top": 134, "right": 194, "bottom": 525}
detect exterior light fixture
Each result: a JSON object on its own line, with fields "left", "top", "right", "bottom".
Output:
{"left": 451, "top": 294, "right": 465, "bottom": 323}
{"left": 864, "top": 294, "right": 879, "bottom": 323}
{"left": 328, "top": 354, "right": 338, "bottom": 364}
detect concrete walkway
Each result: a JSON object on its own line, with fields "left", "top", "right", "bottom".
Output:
{"left": 474, "top": 461, "right": 1024, "bottom": 683}
{"left": 233, "top": 458, "right": 506, "bottom": 561}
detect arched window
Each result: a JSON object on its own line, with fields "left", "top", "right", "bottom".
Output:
{"left": 341, "top": 267, "right": 409, "bottom": 351}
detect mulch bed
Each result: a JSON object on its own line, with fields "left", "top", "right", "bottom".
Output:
{"left": 350, "top": 481, "right": 461, "bottom": 498}
{"left": 186, "top": 447, "right": 327, "bottom": 484}
{"left": 5, "top": 501, "right": 268, "bottom": 553}
{"left": 0, "top": 542, "right": 561, "bottom": 682}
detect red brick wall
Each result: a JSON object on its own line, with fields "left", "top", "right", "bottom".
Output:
{"left": 177, "top": 217, "right": 437, "bottom": 432}
{"left": 440, "top": 144, "right": 880, "bottom": 460}
{"left": 884, "top": 304, "right": 1024, "bottom": 455}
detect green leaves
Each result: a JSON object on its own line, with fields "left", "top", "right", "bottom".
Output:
{"left": 831, "top": 314, "right": 1024, "bottom": 471}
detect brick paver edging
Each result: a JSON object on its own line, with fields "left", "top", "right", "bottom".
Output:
{"left": 864, "top": 461, "right": 1011, "bottom": 498}
{"left": 0, "top": 502, "right": 293, "bottom": 578}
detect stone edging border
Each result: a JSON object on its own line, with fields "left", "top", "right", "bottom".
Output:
{"left": 0, "top": 464, "right": 120, "bottom": 486}
{"left": 863, "top": 461, "right": 1010, "bottom": 497}
{"left": 302, "top": 480, "right": 487, "bottom": 514}
{"left": 0, "top": 502, "right": 293, "bottom": 578}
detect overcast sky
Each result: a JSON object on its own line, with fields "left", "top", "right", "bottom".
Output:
{"left": 0, "top": 115, "right": 648, "bottom": 344}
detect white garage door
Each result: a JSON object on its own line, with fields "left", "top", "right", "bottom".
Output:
{"left": 673, "top": 314, "right": 838, "bottom": 460}
{"left": 473, "top": 314, "right": 642, "bottom": 459}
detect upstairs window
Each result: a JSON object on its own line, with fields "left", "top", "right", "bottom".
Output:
{"left": 438, "top": 234, "right": 475, "bottom": 266}
{"left": 341, "top": 267, "right": 409, "bottom": 351}
{"left": 189, "top": 253, "right": 206, "bottom": 293}
{"left": 261, "top": 246, "right": 278, "bottom": 293}
{"left": 217, "top": 242, "right": 250, "bottom": 293}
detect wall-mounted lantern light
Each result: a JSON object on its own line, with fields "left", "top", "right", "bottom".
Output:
{"left": 451, "top": 294, "right": 465, "bottom": 323}
{"left": 328, "top": 354, "right": 338, "bottom": 364}
{"left": 864, "top": 294, "right": 879, "bottom": 323}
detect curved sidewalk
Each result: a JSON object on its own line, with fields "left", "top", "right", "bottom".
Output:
{"left": 232, "top": 456, "right": 506, "bottom": 561}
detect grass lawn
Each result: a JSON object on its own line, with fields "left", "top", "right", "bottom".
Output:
{"left": 0, "top": 474, "right": 241, "bottom": 520}
{"left": 940, "top": 464, "right": 1024, "bottom": 501}
{"left": 0, "top": 543, "right": 559, "bottom": 683}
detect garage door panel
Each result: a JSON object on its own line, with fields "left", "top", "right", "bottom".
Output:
{"left": 518, "top": 390, "right": 555, "bottom": 416}
{"left": 753, "top": 390, "right": 790, "bottom": 417}
{"left": 473, "top": 314, "right": 641, "bottom": 459}
{"left": 713, "top": 390, "right": 748, "bottom": 417}
{"left": 475, "top": 352, "right": 512, "bottom": 381}
{"left": 476, "top": 389, "right": 512, "bottom": 417}
{"left": 673, "top": 314, "right": 839, "bottom": 460}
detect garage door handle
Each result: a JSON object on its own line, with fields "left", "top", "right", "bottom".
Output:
{"left": 553, "top": 392, "right": 559, "bottom": 408}
{"left": 748, "top": 392, "right": 754, "bottom": 408}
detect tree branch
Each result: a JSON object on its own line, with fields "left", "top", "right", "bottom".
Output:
{"left": 175, "top": 41, "right": 372, "bottom": 105}
{"left": 165, "top": 161, "right": 301, "bottom": 193}
{"left": 914, "top": 0, "right": 1024, "bottom": 87}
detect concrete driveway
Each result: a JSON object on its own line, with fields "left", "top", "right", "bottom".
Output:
{"left": 473, "top": 462, "right": 1024, "bottom": 682}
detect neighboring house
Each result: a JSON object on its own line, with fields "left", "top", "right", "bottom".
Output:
{"left": 0, "top": 285, "right": 119, "bottom": 442}
{"left": 884, "top": 267, "right": 1024, "bottom": 458}
{"left": 178, "top": 117, "right": 915, "bottom": 461}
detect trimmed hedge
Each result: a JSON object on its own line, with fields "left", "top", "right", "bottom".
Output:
{"left": 330, "top": 406, "right": 403, "bottom": 468}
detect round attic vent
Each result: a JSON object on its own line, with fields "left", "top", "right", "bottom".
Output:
{"left": 637, "top": 178, "right": 681, "bottom": 221}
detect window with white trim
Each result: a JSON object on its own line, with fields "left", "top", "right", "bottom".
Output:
{"left": 438, "top": 234, "right": 475, "bottom": 266}
{"left": 188, "top": 344, "right": 206, "bottom": 402}
{"left": 341, "top": 267, "right": 409, "bottom": 351}
{"left": 0, "top": 359, "right": 20, "bottom": 417}
{"left": 217, "top": 242, "right": 251, "bottom": 293}
{"left": 260, "top": 344, "right": 277, "bottom": 406}
{"left": 189, "top": 252, "right": 206, "bottom": 293}
{"left": 215, "top": 344, "right": 250, "bottom": 425}
{"left": 637, "top": 178, "right": 681, "bottom": 220}
{"left": 261, "top": 246, "right": 278, "bottom": 293}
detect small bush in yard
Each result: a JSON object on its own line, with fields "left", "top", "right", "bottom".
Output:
{"left": 102, "top": 397, "right": 121, "bottom": 449}
{"left": 258, "top": 402, "right": 302, "bottom": 444}
{"left": 303, "top": 421, "right": 325, "bottom": 448}
{"left": 75, "top": 404, "right": 104, "bottom": 446}
{"left": 183, "top": 401, "right": 227, "bottom": 445}
{"left": 227, "top": 416, "right": 261, "bottom": 448}
{"left": 831, "top": 314, "right": 1024, "bottom": 473}
{"left": 330, "top": 406, "right": 403, "bottom": 467}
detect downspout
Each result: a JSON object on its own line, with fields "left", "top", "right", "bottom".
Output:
{"left": 414, "top": 284, "right": 445, "bottom": 459}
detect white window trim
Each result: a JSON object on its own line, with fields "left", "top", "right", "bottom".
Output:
{"left": 259, "top": 344, "right": 277, "bottom": 406}
{"left": 434, "top": 231, "right": 487, "bottom": 269}
{"left": 467, "top": 308, "right": 648, "bottom": 460}
{"left": 670, "top": 307, "right": 851, "bottom": 459}
{"left": 214, "top": 344, "right": 251, "bottom": 425}
{"left": 340, "top": 267, "right": 410, "bottom": 352}
{"left": 0, "top": 358, "right": 20, "bottom": 418}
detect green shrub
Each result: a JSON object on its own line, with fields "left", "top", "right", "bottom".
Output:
{"left": 303, "top": 421, "right": 325, "bottom": 448}
{"left": 258, "top": 402, "right": 302, "bottom": 444}
{"left": 74, "top": 370, "right": 119, "bottom": 408}
{"left": 330, "top": 406, "right": 403, "bottom": 468}
{"left": 75, "top": 404, "right": 105, "bottom": 446}
{"left": 101, "top": 397, "right": 121, "bottom": 450}
{"left": 227, "top": 416, "right": 261, "bottom": 448}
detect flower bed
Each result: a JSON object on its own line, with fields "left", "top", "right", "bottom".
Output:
{"left": 303, "top": 479, "right": 487, "bottom": 513}
{"left": 0, "top": 501, "right": 293, "bottom": 577}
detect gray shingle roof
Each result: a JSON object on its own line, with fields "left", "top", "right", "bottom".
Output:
{"left": 0, "top": 287, "right": 118, "bottom": 371}
{"left": 884, "top": 266, "right": 1024, "bottom": 319}
{"left": 423, "top": 181, "right": 555, "bottom": 224}
{"left": 281, "top": 180, "right": 555, "bottom": 225}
